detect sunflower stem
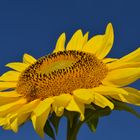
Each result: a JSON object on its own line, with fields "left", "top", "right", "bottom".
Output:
{"left": 70, "top": 122, "right": 82, "bottom": 140}
{"left": 66, "top": 119, "right": 72, "bottom": 140}
{"left": 66, "top": 113, "right": 83, "bottom": 140}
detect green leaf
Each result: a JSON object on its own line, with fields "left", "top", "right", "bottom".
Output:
{"left": 87, "top": 117, "right": 99, "bottom": 132}
{"left": 44, "top": 120, "right": 56, "bottom": 140}
{"left": 50, "top": 113, "right": 61, "bottom": 134}
{"left": 112, "top": 100, "right": 140, "bottom": 119}
{"left": 85, "top": 104, "right": 96, "bottom": 110}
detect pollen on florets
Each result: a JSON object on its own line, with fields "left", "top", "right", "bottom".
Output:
{"left": 16, "top": 50, "right": 108, "bottom": 101}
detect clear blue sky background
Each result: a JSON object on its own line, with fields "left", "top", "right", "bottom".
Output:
{"left": 0, "top": 0, "right": 140, "bottom": 140}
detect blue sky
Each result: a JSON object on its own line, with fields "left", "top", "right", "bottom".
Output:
{"left": 0, "top": 0, "right": 140, "bottom": 140}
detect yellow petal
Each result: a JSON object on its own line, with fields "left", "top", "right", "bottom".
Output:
{"left": 16, "top": 99, "right": 40, "bottom": 114}
{"left": 2, "top": 114, "right": 29, "bottom": 132}
{"left": 52, "top": 94, "right": 72, "bottom": 116}
{"left": 107, "top": 62, "right": 140, "bottom": 70}
{"left": 0, "top": 90, "right": 21, "bottom": 98}
{"left": 93, "top": 86, "right": 128, "bottom": 95}
{"left": 0, "top": 98, "right": 20, "bottom": 106}
{"left": 117, "top": 47, "right": 140, "bottom": 63}
{"left": 6, "top": 62, "right": 29, "bottom": 72}
{"left": 107, "top": 48, "right": 140, "bottom": 69}
{"left": 73, "top": 89, "right": 114, "bottom": 110}
{"left": 106, "top": 47, "right": 140, "bottom": 71}
{"left": 31, "top": 98, "right": 53, "bottom": 138}
{"left": 1, "top": 114, "right": 14, "bottom": 129}
{"left": 73, "top": 89, "right": 94, "bottom": 104}
{"left": 96, "top": 23, "right": 114, "bottom": 59}
{"left": 93, "top": 93, "right": 114, "bottom": 110}
{"left": 0, "top": 98, "right": 26, "bottom": 112}
{"left": 0, "top": 71, "right": 20, "bottom": 82}
{"left": 102, "top": 68, "right": 140, "bottom": 87}
{"left": 53, "top": 33, "right": 66, "bottom": 53}
{"left": 53, "top": 94, "right": 72, "bottom": 107}
{"left": 16, "top": 114, "right": 29, "bottom": 127}
{"left": 12, "top": 114, "right": 30, "bottom": 132}
{"left": 3, "top": 118, "right": 18, "bottom": 133}
{"left": 2, "top": 100, "right": 39, "bottom": 132}
{"left": 0, "top": 98, "right": 27, "bottom": 117}
{"left": 0, "top": 82, "right": 17, "bottom": 90}
{"left": 103, "top": 58, "right": 117, "bottom": 63}
{"left": 83, "top": 23, "right": 114, "bottom": 59}
{"left": 66, "top": 29, "right": 85, "bottom": 51}
{"left": 23, "top": 53, "right": 37, "bottom": 64}
{"left": 111, "top": 87, "right": 140, "bottom": 105}
{"left": 66, "top": 97, "right": 85, "bottom": 121}
{"left": 0, "top": 117, "right": 6, "bottom": 126}
{"left": 0, "top": 91, "right": 21, "bottom": 106}
{"left": 10, "top": 118, "right": 18, "bottom": 132}
{"left": 83, "top": 32, "right": 89, "bottom": 45}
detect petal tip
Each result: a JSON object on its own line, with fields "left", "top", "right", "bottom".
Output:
{"left": 60, "top": 32, "right": 66, "bottom": 39}
{"left": 106, "top": 22, "right": 114, "bottom": 34}
{"left": 75, "top": 29, "right": 83, "bottom": 35}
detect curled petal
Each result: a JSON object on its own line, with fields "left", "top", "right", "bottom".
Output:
{"left": 23, "top": 53, "right": 37, "bottom": 64}
{"left": 66, "top": 97, "right": 85, "bottom": 121}
{"left": 31, "top": 98, "right": 54, "bottom": 138}
{"left": 66, "top": 29, "right": 85, "bottom": 51}
{"left": 83, "top": 23, "right": 114, "bottom": 59}
{"left": 53, "top": 33, "right": 66, "bottom": 53}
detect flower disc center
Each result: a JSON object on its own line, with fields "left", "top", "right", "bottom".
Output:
{"left": 16, "top": 51, "right": 108, "bottom": 101}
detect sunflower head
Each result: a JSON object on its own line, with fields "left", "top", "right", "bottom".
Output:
{"left": 16, "top": 50, "right": 108, "bottom": 101}
{"left": 0, "top": 23, "right": 140, "bottom": 138}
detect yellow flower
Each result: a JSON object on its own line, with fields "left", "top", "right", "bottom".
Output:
{"left": 0, "top": 23, "right": 140, "bottom": 137}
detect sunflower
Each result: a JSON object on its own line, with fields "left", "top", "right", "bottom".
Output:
{"left": 0, "top": 23, "right": 140, "bottom": 138}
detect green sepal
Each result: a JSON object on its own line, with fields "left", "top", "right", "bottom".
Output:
{"left": 44, "top": 120, "right": 56, "bottom": 140}
{"left": 86, "top": 116, "right": 99, "bottom": 132}
{"left": 50, "top": 113, "right": 61, "bottom": 134}
{"left": 112, "top": 99, "right": 140, "bottom": 119}
{"left": 85, "top": 104, "right": 96, "bottom": 110}
{"left": 85, "top": 106, "right": 112, "bottom": 120}
{"left": 85, "top": 106, "right": 112, "bottom": 133}
{"left": 96, "top": 106, "right": 112, "bottom": 117}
